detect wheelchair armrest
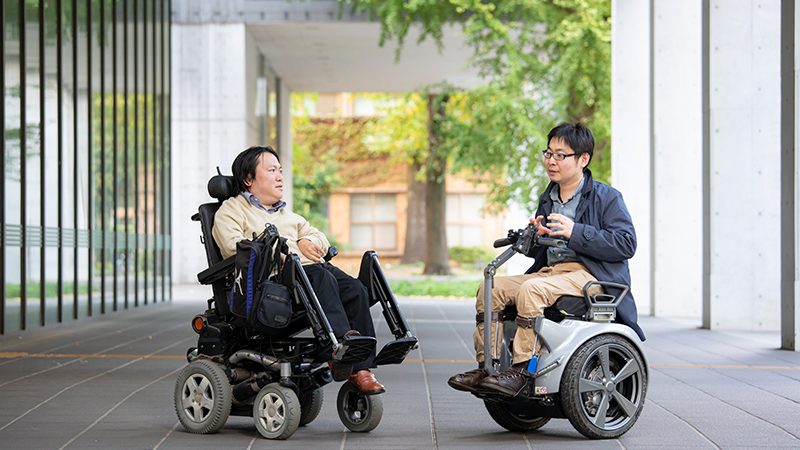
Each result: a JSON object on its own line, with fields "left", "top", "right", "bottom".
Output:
{"left": 198, "top": 255, "right": 235, "bottom": 285}
{"left": 581, "top": 281, "right": 629, "bottom": 323}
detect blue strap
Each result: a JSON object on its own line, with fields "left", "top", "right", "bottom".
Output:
{"left": 246, "top": 248, "right": 256, "bottom": 315}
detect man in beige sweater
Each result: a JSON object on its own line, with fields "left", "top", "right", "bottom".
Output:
{"left": 213, "top": 146, "right": 384, "bottom": 395}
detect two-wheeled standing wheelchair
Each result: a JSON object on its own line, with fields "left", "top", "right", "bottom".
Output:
{"left": 173, "top": 174, "right": 419, "bottom": 440}
{"left": 475, "top": 224, "right": 648, "bottom": 439}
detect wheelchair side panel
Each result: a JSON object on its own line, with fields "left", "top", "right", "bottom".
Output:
{"left": 533, "top": 319, "right": 649, "bottom": 395}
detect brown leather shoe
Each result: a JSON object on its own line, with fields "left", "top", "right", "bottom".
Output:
{"left": 447, "top": 368, "right": 488, "bottom": 392}
{"left": 348, "top": 370, "right": 385, "bottom": 395}
{"left": 479, "top": 366, "right": 527, "bottom": 397}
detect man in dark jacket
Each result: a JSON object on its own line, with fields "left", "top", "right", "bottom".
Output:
{"left": 448, "top": 122, "right": 644, "bottom": 397}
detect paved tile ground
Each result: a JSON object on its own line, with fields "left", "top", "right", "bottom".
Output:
{"left": 1, "top": 285, "right": 799, "bottom": 449}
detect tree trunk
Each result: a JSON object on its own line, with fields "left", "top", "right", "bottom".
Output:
{"left": 401, "top": 158, "right": 426, "bottom": 264}
{"left": 423, "top": 94, "right": 451, "bottom": 275}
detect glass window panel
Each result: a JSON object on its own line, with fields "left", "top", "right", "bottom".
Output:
{"left": 350, "top": 224, "right": 373, "bottom": 250}
{"left": 462, "top": 194, "right": 485, "bottom": 222}
{"left": 446, "top": 225, "right": 460, "bottom": 248}
{"left": 353, "top": 96, "right": 375, "bottom": 116}
{"left": 350, "top": 195, "right": 372, "bottom": 222}
{"left": 5, "top": 0, "right": 22, "bottom": 332}
{"left": 446, "top": 194, "right": 459, "bottom": 221}
{"left": 461, "top": 225, "right": 484, "bottom": 247}
{"left": 373, "top": 194, "right": 396, "bottom": 221}
{"left": 373, "top": 224, "right": 396, "bottom": 250}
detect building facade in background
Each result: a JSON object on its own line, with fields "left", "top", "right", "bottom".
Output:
{"left": 1, "top": 0, "right": 171, "bottom": 334}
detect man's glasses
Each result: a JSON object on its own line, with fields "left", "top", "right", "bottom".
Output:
{"left": 542, "top": 150, "right": 577, "bottom": 161}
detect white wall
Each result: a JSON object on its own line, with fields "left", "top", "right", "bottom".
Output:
{"left": 707, "top": 0, "right": 781, "bottom": 330}
{"left": 171, "top": 23, "right": 256, "bottom": 284}
{"left": 611, "top": 0, "right": 652, "bottom": 316}
{"left": 613, "top": 0, "right": 784, "bottom": 330}
{"left": 652, "top": 0, "right": 703, "bottom": 318}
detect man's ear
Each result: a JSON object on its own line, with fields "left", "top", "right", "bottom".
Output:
{"left": 244, "top": 174, "right": 254, "bottom": 188}
{"left": 579, "top": 153, "right": 590, "bottom": 169}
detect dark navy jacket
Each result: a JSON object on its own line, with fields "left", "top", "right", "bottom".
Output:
{"left": 526, "top": 169, "right": 645, "bottom": 341}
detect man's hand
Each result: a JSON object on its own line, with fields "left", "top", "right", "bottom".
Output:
{"left": 297, "top": 238, "right": 325, "bottom": 263}
{"left": 530, "top": 216, "right": 549, "bottom": 235}
{"left": 544, "top": 213, "right": 574, "bottom": 239}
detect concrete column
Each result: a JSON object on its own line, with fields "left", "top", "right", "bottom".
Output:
{"left": 276, "top": 77, "right": 293, "bottom": 211}
{"left": 652, "top": 0, "right": 704, "bottom": 318}
{"left": 171, "top": 23, "right": 255, "bottom": 284}
{"left": 705, "top": 0, "right": 781, "bottom": 330}
{"left": 611, "top": 0, "right": 652, "bottom": 315}
{"left": 780, "top": 0, "right": 798, "bottom": 350}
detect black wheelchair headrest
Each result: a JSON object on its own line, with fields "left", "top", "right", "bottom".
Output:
{"left": 208, "top": 174, "right": 236, "bottom": 201}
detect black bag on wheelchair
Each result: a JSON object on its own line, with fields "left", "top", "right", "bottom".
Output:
{"left": 230, "top": 233, "right": 291, "bottom": 335}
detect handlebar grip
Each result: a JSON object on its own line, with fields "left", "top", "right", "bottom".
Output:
{"left": 537, "top": 237, "right": 567, "bottom": 248}
{"left": 493, "top": 238, "right": 513, "bottom": 248}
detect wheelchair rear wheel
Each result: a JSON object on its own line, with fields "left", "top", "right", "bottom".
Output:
{"left": 484, "top": 400, "right": 551, "bottom": 432}
{"left": 253, "top": 383, "right": 301, "bottom": 440}
{"left": 299, "top": 387, "right": 324, "bottom": 426}
{"left": 336, "top": 383, "right": 383, "bottom": 432}
{"left": 174, "top": 360, "right": 232, "bottom": 434}
{"left": 560, "top": 334, "right": 647, "bottom": 439}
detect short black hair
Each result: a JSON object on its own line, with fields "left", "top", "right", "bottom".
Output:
{"left": 231, "top": 146, "right": 280, "bottom": 193}
{"left": 547, "top": 122, "right": 595, "bottom": 168}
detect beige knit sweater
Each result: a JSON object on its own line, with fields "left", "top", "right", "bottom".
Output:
{"left": 212, "top": 194, "right": 330, "bottom": 265}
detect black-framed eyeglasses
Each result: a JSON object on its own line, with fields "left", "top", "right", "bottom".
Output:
{"left": 542, "top": 150, "right": 577, "bottom": 161}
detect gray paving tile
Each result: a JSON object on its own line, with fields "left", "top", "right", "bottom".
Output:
{"left": 1, "top": 297, "right": 800, "bottom": 449}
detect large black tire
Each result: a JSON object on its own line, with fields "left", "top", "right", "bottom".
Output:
{"left": 336, "top": 383, "right": 383, "bottom": 433}
{"left": 253, "top": 383, "right": 301, "bottom": 440}
{"left": 299, "top": 387, "right": 324, "bottom": 426}
{"left": 484, "top": 401, "right": 551, "bottom": 432}
{"left": 560, "top": 334, "right": 647, "bottom": 439}
{"left": 174, "top": 360, "right": 232, "bottom": 434}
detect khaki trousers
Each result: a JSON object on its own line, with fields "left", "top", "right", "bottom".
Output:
{"left": 473, "top": 262, "right": 596, "bottom": 363}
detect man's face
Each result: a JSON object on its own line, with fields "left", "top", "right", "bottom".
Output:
{"left": 545, "top": 137, "right": 589, "bottom": 186}
{"left": 245, "top": 152, "right": 283, "bottom": 206}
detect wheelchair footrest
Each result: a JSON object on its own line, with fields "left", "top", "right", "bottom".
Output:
{"left": 334, "top": 335, "right": 376, "bottom": 365}
{"left": 374, "top": 336, "right": 418, "bottom": 366}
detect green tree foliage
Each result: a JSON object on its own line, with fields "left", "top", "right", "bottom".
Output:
{"left": 340, "top": 0, "right": 612, "bottom": 212}
{"left": 291, "top": 95, "right": 346, "bottom": 232}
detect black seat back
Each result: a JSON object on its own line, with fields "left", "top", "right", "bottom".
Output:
{"left": 194, "top": 174, "right": 237, "bottom": 318}
{"left": 198, "top": 202, "right": 224, "bottom": 267}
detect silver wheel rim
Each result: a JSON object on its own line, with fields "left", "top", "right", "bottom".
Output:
{"left": 257, "top": 392, "right": 287, "bottom": 432}
{"left": 342, "top": 390, "right": 368, "bottom": 424}
{"left": 181, "top": 374, "right": 215, "bottom": 423}
{"left": 578, "top": 342, "right": 644, "bottom": 431}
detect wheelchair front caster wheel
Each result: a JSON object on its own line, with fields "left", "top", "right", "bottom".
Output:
{"left": 253, "top": 383, "right": 301, "bottom": 440}
{"left": 174, "top": 360, "right": 231, "bottom": 434}
{"left": 336, "top": 382, "right": 383, "bottom": 432}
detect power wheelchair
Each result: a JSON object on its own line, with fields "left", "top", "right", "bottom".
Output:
{"left": 476, "top": 224, "right": 648, "bottom": 439}
{"left": 173, "top": 174, "right": 419, "bottom": 440}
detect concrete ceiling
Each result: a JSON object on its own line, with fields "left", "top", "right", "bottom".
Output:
{"left": 247, "top": 22, "right": 483, "bottom": 93}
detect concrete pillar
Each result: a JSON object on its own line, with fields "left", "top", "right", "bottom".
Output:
{"left": 611, "top": 0, "right": 652, "bottom": 315}
{"left": 652, "top": 0, "right": 704, "bottom": 318}
{"left": 780, "top": 0, "right": 798, "bottom": 350}
{"left": 171, "top": 23, "right": 258, "bottom": 284}
{"left": 704, "top": 0, "right": 781, "bottom": 330}
{"left": 276, "top": 77, "right": 293, "bottom": 211}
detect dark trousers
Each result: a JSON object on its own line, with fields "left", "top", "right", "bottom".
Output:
{"left": 303, "top": 262, "right": 376, "bottom": 370}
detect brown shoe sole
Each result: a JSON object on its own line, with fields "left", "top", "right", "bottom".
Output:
{"left": 479, "top": 380, "right": 523, "bottom": 397}
{"left": 356, "top": 387, "right": 385, "bottom": 395}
